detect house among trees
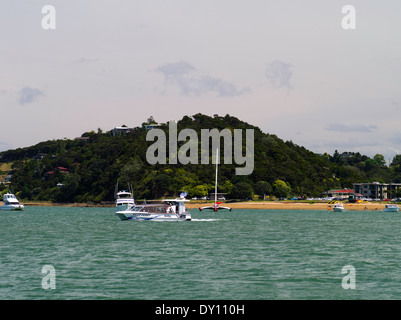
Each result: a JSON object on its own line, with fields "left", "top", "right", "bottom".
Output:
{"left": 113, "top": 126, "right": 132, "bottom": 136}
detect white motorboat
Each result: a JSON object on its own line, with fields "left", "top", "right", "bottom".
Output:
{"left": 0, "top": 193, "right": 24, "bottom": 211}
{"left": 383, "top": 204, "right": 400, "bottom": 212}
{"left": 115, "top": 193, "right": 191, "bottom": 221}
{"left": 115, "top": 190, "right": 135, "bottom": 210}
{"left": 114, "top": 182, "right": 135, "bottom": 210}
{"left": 199, "top": 148, "right": 232, "bottom": 212}
{"left": 332, "top": 203, "right": 345, "bottom": 212}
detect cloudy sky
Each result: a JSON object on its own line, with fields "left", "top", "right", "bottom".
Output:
{"left": 1, "top": 0, "right": 401, "bottom": 163}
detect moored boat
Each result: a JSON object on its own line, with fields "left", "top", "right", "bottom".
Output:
{"left": 383, "top": 204, "right": 400, "bottom": 212}
{"left": 0, "top": 193, "right": 24, "bottom": 211}
{"left": 115, "top": 193, "right": 191, "bottom": 221}
{"left": 332, "top": 203, "right": 345, "bottom": 212}
{"left": 115, "top": 190, "right": 135, "bottom": 210}
{"left": 114, "top": 182, "right": 135, "bottom": 210}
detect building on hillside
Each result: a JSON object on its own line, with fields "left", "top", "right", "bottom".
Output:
{"left": 113, "top": 127, "right": 132, "bottom": 136}
{"left": 145, "top": 124, "right": 160, "bottom": 130}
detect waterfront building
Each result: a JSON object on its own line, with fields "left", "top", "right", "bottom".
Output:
{"left": 353, "top": 182, "right": 401, "bottom": 200}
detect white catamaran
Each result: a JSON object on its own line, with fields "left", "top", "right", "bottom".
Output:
{"left": 199, "top": 148, "right": 232, "bottom": 212}
{"left": 115, "top": 192, "right": 192, "bottom": 221}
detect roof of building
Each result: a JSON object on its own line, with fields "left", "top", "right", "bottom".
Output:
{"left": 331, "top": 189, "right": 355, "bottom": 194}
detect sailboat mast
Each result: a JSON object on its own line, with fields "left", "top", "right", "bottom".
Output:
{"left": 215, "top": 148, "right": 218, "bottom": 204}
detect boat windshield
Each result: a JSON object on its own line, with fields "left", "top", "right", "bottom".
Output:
{"left": 138, "top": 205, "right": 169, "bottom": 213}
{"left": 117, "top": 193, "right": 133, "bottom": 198}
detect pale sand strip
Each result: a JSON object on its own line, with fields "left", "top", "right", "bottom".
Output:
{"left": 186, "top": 201, "right": 387, "bottom": 211}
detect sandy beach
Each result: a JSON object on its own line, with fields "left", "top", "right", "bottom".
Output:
{"left": 186, "top": 201, "right": 388, "bottom": 211}
{"left": 16, "top": 200, "right": 391, "bottom": 211}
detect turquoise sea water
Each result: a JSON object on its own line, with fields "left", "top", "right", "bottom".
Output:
{"left": 1, "top": 206, "right": 401, "bottom": 300}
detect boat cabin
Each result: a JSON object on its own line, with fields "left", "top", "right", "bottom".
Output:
{"left": 3, "top": 193, "right": 20, "bottom": 204}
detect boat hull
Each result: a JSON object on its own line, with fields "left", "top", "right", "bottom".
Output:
{"left": 199, "top": 206, "right": 232, "bottom": 212}
{"left": 0, "top": 205, "right": 24, "bottom": 211}
{"left": 116, "top": 202, "right": 135, "bottom": 211}
{"left": 115, "top": 211, "right": 191, "bottom": 221}
{"left": 383, "top": 207, "right": 400, "bottom": 212}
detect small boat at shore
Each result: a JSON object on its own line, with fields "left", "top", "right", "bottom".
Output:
{"left": 332, "top": 203, "right": 345, "bottom": 212}
{"left": 115, "top": 193, "right": 191, "bottom": 221}
{"left": 383, "top": 204, "right": 400, "bottom": 212}
{"left": 0, "top": 193, "right": 24, "bottom": 211}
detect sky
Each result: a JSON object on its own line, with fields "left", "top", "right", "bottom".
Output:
{"left": 1, "top": 0, "right": 401, "bottom": 164}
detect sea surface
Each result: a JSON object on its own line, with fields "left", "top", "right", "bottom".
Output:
{"left": 1, "top": 206, "right": 401, "bottom": 300}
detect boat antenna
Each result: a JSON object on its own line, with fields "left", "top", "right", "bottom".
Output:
{"left": 114, "top": 180, "right": 119, "bottom": 199}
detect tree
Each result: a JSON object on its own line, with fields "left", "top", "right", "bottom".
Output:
{"left": 391, "top": 155, "right": 401, "bottom": 173}
{"left": 147, "top": 116, "right": 157, "bottom": 124}
{"left": 220, "top": 180, "right": 234, "bottom": 195}
{"left": 153, "top": 174, "right": 171, "bottom": 198}
{"left": 190, "top": 185, "right": 208, "bottom": 197}
{"left": 54, "top": 173, "right": 81, "bottom": 202}
{"left": 374, "top": 154, "right": 386, "bottom": 167}
{"left": 273, "top": 180, "right": 291, "bottom": 198}
{"left": 254, "top": 181, "right": 272, "bottom": 196}
{"left": 229, "top": 182, "right": 254, "bottom": 200}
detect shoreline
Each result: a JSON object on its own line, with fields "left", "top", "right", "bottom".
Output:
{"left": 17, "top": 200, "right": 392, "bottom": 211}
{"left": 189, "top": 201, "right": 388, "bottom": 211}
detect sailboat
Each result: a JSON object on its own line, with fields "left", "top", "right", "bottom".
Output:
{"left": 199, "top": 148, "right": 232, "bottom": 212}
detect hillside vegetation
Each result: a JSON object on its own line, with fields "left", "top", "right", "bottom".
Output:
{"left": 1, "top": 114, "right": 401, "bottom": 203}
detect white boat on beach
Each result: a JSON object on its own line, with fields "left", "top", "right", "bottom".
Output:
{"left": 115, "top": 193, "right": 191, "bottom": 221}
{"left": 332, "top": 203, "right": 345, "bottom": 212}
{"left": 383, "top": 204, "right": 400, "bottom": 212}
{"left": 0, "top": 193, "right": 24, "bottom": 211}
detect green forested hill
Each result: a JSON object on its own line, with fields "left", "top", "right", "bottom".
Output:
{"left": 1, "top": 114, "right": 400, "bottom": 203}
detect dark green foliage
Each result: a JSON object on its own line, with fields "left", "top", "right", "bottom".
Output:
{"left": 254, "top": 181, "right": 272, "bottom": 196}
{"left": 0, "top": 114, "right": 398, "bottom": 202}
{"left": 230, "top": 182, "right": 254, "bottom": 200}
